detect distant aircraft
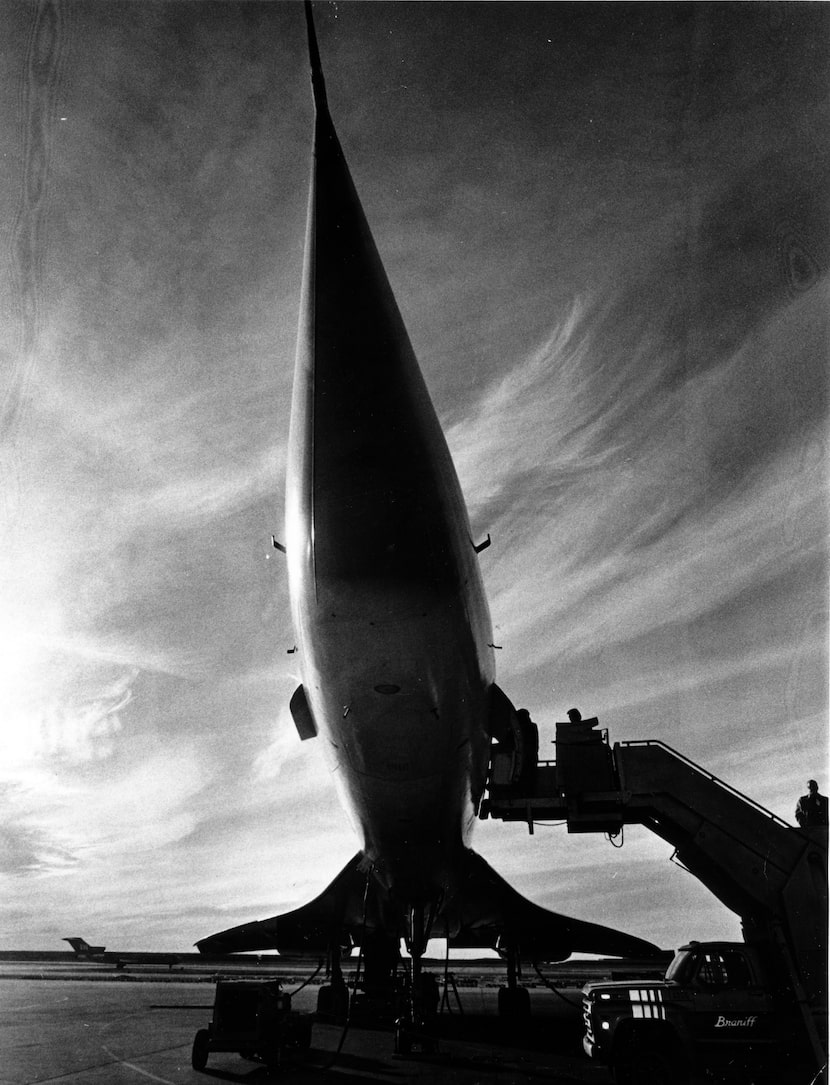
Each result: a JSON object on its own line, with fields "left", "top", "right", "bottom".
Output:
{"left": 63, "top": 937, "right": 181, "bottom": 971}
{"left": 197, "top": 0, "right": 660, "bottom": 1025}
{"left": 63, "top": 937, "right": 105, "bottom": 957}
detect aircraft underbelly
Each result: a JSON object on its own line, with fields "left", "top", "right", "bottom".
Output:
{"left": 301, "top": 595, "right": 490, "bottom": 865}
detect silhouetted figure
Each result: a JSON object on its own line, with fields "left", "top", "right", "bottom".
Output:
{"left": 516, "top": 708, "right": 538, "bottom": 785}
{"left": 563, "top": 707, "right": 600, "bottom": 728}
{"left": 795, "top": 780, "right": 828, "bottom": 828}
{"left": 554, "top": 708, "right": 613, "bottom": 791}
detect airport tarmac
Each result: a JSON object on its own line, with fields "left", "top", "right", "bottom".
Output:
{"left": 1, "top": 960, "right": 812, "bottom": 1084}
{"left": 0, "top": 961, "right": 610, "bottom": 1085}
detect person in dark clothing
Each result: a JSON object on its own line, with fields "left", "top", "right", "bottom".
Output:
{"left": 516, "top": 708, "right": 538, "bottom": 785}
{"left": 564, "top": 707, "right": 600, "bottom": 728}
{"left": 795, "top": 780, "right": 829, "bottom": 828}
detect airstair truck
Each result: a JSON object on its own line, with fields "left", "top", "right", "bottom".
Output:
{"left": 483, "top": 716, "right": 828, "bottom": 1083}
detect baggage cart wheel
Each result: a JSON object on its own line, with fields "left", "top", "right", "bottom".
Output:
{"left": 191, "top": 1028, "right": 210, "bottom": 1071}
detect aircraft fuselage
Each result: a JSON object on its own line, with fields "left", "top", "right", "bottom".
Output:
{"left": 285, "top": 105, "right": 495, "bottom": 908}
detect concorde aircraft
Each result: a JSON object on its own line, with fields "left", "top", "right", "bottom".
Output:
{"left": 197, "top": 2, "right": 660, "bottom": 1025}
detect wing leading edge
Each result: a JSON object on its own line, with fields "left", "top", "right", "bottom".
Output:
{"left": 196, "top": 850, "right": 661, "bottom": 960}
{"left": 196, "top": 854, "right": 367, "bottom": 955}
{"left": 445, "top": 850, "right": 660, "bottom": 960}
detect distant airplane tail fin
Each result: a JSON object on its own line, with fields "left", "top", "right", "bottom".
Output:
{"left": 63, "top": 937, "right": 105, "bottom": 956}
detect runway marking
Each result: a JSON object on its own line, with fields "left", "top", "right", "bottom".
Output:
{"left": 100, "top": 1046, "right": 177, "bottom": 1085}
{"left": 3, "top": 997, "right": 68, "bottom": 1011}
{"left": 149, "top": 1003, "right": 212, "bottom": 1009}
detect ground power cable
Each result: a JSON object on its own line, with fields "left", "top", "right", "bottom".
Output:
{"left": 531, "top": 962, "right": 583, "bottom": 1008}
{"left": 288, "top": 957, "right": 324, "bottom": 996}
{"left": 606, "top": 825, "right": 625, "bottom": 848}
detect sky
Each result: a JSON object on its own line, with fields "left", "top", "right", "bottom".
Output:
{"left": 0, "top": 1, "right": 827, "bottom": 954}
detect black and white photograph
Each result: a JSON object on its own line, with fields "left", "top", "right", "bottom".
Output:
{"left": 0, "top": 2, "right": 827, "bottom": 1082}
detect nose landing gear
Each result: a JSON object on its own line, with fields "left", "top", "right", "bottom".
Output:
{"left": 394, "top": 904, "right": 439, "bottom": 1056}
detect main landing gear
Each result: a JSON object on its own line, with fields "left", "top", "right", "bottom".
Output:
{"left": 315, "top": 948, "right": 349, "bottom": 1024}
{"left": 498, "top": 944, "right": 531, "bottom": 1021}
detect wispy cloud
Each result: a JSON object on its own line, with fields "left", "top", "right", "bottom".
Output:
{"left": 0, "top": 2, "right": 825, "bottom": 954}
{"left": 450, "top": 283, "right": 826, "bottom": 675}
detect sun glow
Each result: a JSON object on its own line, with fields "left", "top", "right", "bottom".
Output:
{"left": 0, "top": 619, "right": 49, "bottom": 770}
{"left": 0, "top": 611, "right": 133, "bottom": 772}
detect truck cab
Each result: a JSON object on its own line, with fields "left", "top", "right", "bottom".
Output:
{"left": 583, "top": 941, "right": 790, "bottom": 1084}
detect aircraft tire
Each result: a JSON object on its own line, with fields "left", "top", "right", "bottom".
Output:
{"left": 316, "top": 985, "right": 333, "bottom": 1017}
{"left": 191, "top": 1029, "right": 210, "bottom": 1071}
{"left": 394, "top": 1026, "right": 412, "bottom": 1055}
{"left": 288, "top": 1015, "right": 313, "bottom": 1051}
{"left": 316, "top": 984, "right": 348, "bottom": 1022}
{"left": 301, "top": 1017, "right": 314, "bottom": 1050}
{"left": 497, "top": 985, "right": 531, "bottom": 1020}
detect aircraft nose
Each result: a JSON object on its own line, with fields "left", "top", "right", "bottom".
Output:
{"left": 304, "top": 112, "right": 464, "bottom": 594}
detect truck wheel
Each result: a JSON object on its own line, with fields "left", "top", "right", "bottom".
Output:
{"left": 191, "top": 1029, "right": 210, "bottom": 1071}
{"left": 613, "top": 1046, "right": 684, "bottom": 1085}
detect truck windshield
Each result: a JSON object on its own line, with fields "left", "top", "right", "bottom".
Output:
{"left": 665, "top": 950, "right": 694, "bottom": 983}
